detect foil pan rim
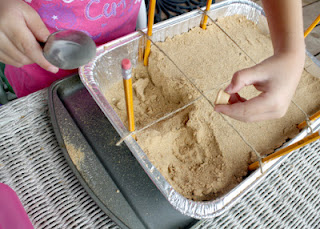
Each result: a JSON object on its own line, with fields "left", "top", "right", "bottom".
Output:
{"left": 79, "top": 0, "right": 319, "bottom": 219}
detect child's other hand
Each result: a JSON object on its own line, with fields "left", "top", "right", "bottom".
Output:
{"left": 0, "top": 0, "right": 59, "bottom": 73}
{"left": 214, "top": 52, "right": 305, "bottom": 122}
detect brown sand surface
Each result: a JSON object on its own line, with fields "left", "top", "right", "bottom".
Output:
{"left": 104, "top": 15, "right": 320, "bottom": 201}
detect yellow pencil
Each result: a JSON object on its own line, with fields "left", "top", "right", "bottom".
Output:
{"left": 296, "top": 15, "right": 320, "bottom": 129}
{"left": 121, "top": 59, "right": 136, "bottom": 137}
{"left": 248, "top": 131, "right": 320, "bottom": 171}
{"left": 144, "top": 0, "right": 156, "bottom": 66}
{"left": 201, "top": 0, "right": 213, "bottom": 30}
{"left": 297, "top": 110, "right": 320, "bottom": 130}
{"left": 304, "top": 14, "right": 320, "bottom": 38}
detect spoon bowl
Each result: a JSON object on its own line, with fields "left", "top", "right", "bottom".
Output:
{"left": 43, "top": 30, "right": 96, "bottom": 70}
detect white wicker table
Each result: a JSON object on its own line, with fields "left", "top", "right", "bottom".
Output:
{"left": 1, "top": 89, "right": 320, "bottom": 229}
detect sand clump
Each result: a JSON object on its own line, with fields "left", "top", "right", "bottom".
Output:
{"left": 65, "top": 141, "right": 85, "bottom": 171}
{"left": 104, "top": 15, "right": 320, "bottom": 201}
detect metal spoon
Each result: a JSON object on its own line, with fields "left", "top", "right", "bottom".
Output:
{"left": 42, "top": 30, "right": 96, "bottom": 70}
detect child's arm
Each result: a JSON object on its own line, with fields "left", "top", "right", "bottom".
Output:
{"left": 0, "top": 0, "right": 58, "bottom": 73}
{"left": 214, "top": 0, "right": 305, "bottom": 122}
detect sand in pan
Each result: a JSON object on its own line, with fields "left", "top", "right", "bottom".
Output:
{"left": 104, "top": 15, "right": 320, "bottom": 201}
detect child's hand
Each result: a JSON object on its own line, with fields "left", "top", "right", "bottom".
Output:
{"left": 214, "top": 0, "right": 305, "bottom": 122}
{"left": 0, "top": 0, "right": 59, "bottom": 73}
{"left": 214, "top": 52, "right": 305, "bottom": 122}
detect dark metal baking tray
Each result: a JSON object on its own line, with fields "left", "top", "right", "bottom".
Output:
{"left": 48, "top": 74, "right": 198, "bottom": 229}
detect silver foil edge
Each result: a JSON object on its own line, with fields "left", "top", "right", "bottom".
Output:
{"left": 79, "top": 0, "right": 320, "bottom": 219}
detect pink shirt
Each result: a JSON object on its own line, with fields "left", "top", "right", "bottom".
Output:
{"left": 6, "top": 0, "right": 141, "bottom": 97}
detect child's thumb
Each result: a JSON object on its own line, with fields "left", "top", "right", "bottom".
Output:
{"left": 225, "top": 68, "right": 257, "bottom": 94}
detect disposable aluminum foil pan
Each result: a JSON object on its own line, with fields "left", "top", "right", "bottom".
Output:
{"left": 79, "top": 0, "right": 320, "bottom": 219}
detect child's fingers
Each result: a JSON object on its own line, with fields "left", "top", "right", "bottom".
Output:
{"left": 8, "top": 24, "right": 58, "bottom": 73}
{"left": 228, "top": 93, "right": 247, "bottom": 104}
{"left": 0, "top": 2, "right": 58, "bottom": 73}
{"left": 0, "top": 50, "right": 26, "bottom": 68}
{"left": 225, "top": 67, "right": 260, "bottom": 94}
{"left": 214, "top": 95, "right": 284, "bottom": 122}
{"left": 23, "top": 6, "right": 50, "bottom": 42}
{"left": 0, "top": 32, "right": 32, "bottom": 67}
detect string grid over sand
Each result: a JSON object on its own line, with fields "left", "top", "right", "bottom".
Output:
{"left": 104, "top": 15, "right": 320, "bottom": 201}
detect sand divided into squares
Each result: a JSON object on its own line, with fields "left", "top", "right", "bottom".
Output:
{"left": 104, "top": 15, "right": 320, "bottom": 201}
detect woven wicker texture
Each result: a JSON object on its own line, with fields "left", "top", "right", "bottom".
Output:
{"left": 1, "top": 89, "right": 320, "bottom": 229}
{"left": 0, "top": 90, "right": 119, "bottom": 229}
{"left": 199, "top": 140, "right": 320, "bottom": 228}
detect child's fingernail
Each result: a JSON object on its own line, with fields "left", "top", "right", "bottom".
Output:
{"left": 225, "top": 84, "right": 232, "bottom": 93}
{"left": 49, "top": 66, "right": 59, "bottom": 73}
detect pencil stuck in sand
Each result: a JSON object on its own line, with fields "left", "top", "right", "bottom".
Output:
{"left": 201, "top": 0, "right": 213, "bottom": 30}
{"left": 144, "top": 0, "right": 156, "bottom": 66}
{"left": 121, "top": 59, "right": 136, "bottom": 138}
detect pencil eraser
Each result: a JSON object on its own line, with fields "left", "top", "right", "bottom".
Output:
{"left": 121, "top": 59, "right": 131, "bottom": 70}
